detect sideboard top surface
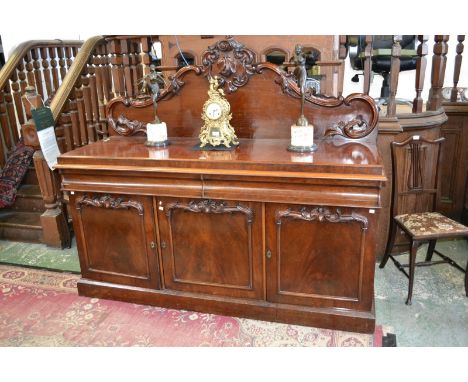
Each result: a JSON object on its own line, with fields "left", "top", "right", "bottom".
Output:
{"left": 57, "top": 136, "right": 385, "bottom": 181}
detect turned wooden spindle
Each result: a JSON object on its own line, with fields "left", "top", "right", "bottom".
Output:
{"left": 337, "top": 35, "right": 348, "bottom": 97}
{"left": 24, "top": 51, "right": 35, "bottom": 87}
{"left": 121, "top": 38, "right": 133, "bottom": 97}
{"left": 87, "top": 57, "right": 100, "bottom": 139}
{"left": 130, "top": 40, "right": 140, "bottom": 96}
{"left": 68, "top": 89, "right": 81, "bottom": 148}
{"left": 74, "top": 79, "right": 88, "bottom": 146}
{"left": 81, "top": 69, "right": 95, "bottom": 143}
{"left": 48, "top": 47, "right": 60, "bottom": 90}
{"left": 31, "top": 48, "right": 44, "bottom": 99}
{"left": 57, "top": 46, "right": 67, "bottom": 82}
{"left": 140, "top": 36, "right": 152, "bottom": 77}
{"left": 428, "top": 35, "right": 449, "bottom": 111}
{"left": 3, "top": 82, "right": 19, "bottom": 144}
{"left": 40, "top": 47, "right": 53, "bottom": 98}
{"left": 17, "top": 61, "right": 28, "bottom": 93}
{"left": 92, "top": 49, "right": 106, "bottom": 137}
{"left": 65, "top": 47, "right": 74, "bottom": 72}
{"left": 110, "top": 39, "right": 125, "bottom": 97}
{"left": 412, "top": 35, "right": 429, "bottom": 113}
{"left": 363, "top": 35, "right": 373, "bottom": 95}
{"left": 0, "top": 89, "right": 13, "bottom": 156}
{"left": 10, "top": 70, "right": 25, "bottom": 125}
{"left": 451, "top": 35, "right": 465, "bottom": 102}
{"left": 387, "top": 35, "right": 402, "bottom": 117}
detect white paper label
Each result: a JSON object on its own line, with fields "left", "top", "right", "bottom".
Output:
{"left": 291, "top": 124, "right": 314, "bottom": 147}
{"left": 37, "top": 126, "right": 61, "bottom": 170}
{"left": 147, "top": 122, "right": 167, "bottom": 142}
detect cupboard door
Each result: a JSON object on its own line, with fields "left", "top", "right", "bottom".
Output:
{"left": 266, "top": 204, "right": 375, "bottom": 310}
{"left": 71, "top": 193, "right": 160, "bottom": 289}
{"left": 157, "top": 198, "right": 263, "bottom": 299}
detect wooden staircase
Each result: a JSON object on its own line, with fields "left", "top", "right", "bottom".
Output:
{"left": 0, "top": 166, "right": 45, "bottom": 243}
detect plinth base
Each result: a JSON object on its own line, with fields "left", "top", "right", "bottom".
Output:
{"left": 145, "top": 140, "right": 170, "bottom": 148}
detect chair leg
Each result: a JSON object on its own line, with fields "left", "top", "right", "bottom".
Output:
{"left": 380, "top": 220, "right": 397, "bottom": 269}
{"left": 425, "top": 239, "right": 437, "bottom": 262}
{"left": 406, "top": 240, "right": 419, "bottom": 305}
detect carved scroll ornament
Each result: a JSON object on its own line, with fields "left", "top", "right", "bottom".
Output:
{"left": 275, "top": 206, "right": 368, "bottom": 230}
{"left": 165, "top": 199, "right": 254, "bottom": 223}
{"left": 324, "top": 114, "right": 371, "bottom": 139}
{"left": 201, "top": 36, "right": 256, "bottom": 93}
{"left": 76, "top": 194, "right": 144, "bottom": 215}
{"left": 107, "top": 113, "right": 147, "bottom": 136}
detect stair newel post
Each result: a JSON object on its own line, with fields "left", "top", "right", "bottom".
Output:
{"left": 20, "top": 86, "right": 71, "bottom": 248}
{"left": 387, "top": 35, "right": 402, "bottom": 117}
{"left": 451, "top": 35, "right": 465, "bottom": 102}
{"left": 412, "top": 35, "right": 429, "bottom": 113}
{"left": 428, "top": 35, "right": 449, "bottom": 111}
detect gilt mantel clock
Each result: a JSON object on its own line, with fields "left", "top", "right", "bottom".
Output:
{"left": 199, "top": 76, "right": 239, "bottom": 148}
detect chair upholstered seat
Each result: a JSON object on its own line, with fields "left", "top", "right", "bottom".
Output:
{"left": 395, "top": 212, "right": 468, "bottom": 239}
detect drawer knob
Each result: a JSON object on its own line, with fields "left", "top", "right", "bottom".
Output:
{"left": 266, "top": 249, "right": 272, "bottom": 259}
{"left": 161, "top": 241, "right": 167, "bottom": 249}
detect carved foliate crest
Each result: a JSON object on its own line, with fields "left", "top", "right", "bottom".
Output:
{"left": 201, "top": 36, "right": 256, "bottom": 93}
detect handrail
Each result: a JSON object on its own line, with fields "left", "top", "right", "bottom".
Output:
{"left": 0, "top": 39, "right": 82, "bottom": 91}
{"left": 50, "top": 36, "right": 106, "bottom": 121}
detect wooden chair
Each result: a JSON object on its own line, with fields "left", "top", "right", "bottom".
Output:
{"left": 379, "top": 135, "right": 468, "bottom": 304}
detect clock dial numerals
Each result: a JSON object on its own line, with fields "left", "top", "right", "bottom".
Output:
{"left": 206, "top": 103, "right": 222, "bottom": 120}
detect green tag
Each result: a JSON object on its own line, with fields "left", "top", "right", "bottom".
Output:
{"left": 31, "top": 107, "right": 55, "bottom": 132}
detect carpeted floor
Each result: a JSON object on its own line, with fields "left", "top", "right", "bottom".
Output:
{"left": 375, "top": 239, "right": 468, "bottom": 346}
{"left": 0, "top": 237, "right": 466, "bottom": 346}
{"left": 0, "top": 239, "right": 80, "bottom": 273}
{"left": 0, "top": 264, "right": 382, "bottom": 347}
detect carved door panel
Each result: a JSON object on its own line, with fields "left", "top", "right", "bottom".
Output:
{"left": 157, "top": 197, "right": 263, "bottom": 299}
{"left": 265, "top": 204, "right": 375, "bottom": 310}
{"left": 71, "top": 193, "right": 160, "bottom": 289}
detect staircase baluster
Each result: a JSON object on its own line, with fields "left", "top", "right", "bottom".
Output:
{"left": 4, "top": 81, "right": 19, "bottom": 143}
{"left": 130, "top": 40, "right": 140, "bottom": 96}
{"left": 451, "top": 35, "right": 465, "bottom": 102}
{"left": 68, "top": 89, "right": 81, "bottom": 148}
{"left": 121, "top": 38, "right": 133, "bottom": 98}
{"left": 31, "top": 48, "right": 44, "bottom": 99}
{"left": 387, "top": 35, "right": 402, "bottom": 117}
{"left": 40, "top": 47, "right": 52, "bottom": 99}
{"left": 428, "top": 35, "right": 449, "bottom": 111}
{"left": 363, "top": 35, "right": 373, "bottom": 95}
{"left": 87, "top": 55, "right": 100, "bottom": 140}
{"left": 338, "top": 35, "right": 347, "bottom": 97}
{"left": 0, "top": 90, "right": 11, "bottom": 165}
{"left": 74, "top": 79, "right": 88, "bottom": 146}
{"left": 412, "top": 35, "right": 429, "bottom": 113}
{"left": 57, "top": 45, "right": 67, "bottom": 83}
{"left": 110, "top": 39, "right": 125, "bottom": 97}
{"left": 0, "top": 89, "right": 13, "bottom": 152}
{"left": 10, "top": 70, "right": 25, "bottom": 125}
{"left": 25, "top": 51, "right": 35, "bottom": 87}
{"left": 49, "top": 47, "right": 60, "bottom": 91}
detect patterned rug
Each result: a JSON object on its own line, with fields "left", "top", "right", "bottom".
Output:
{"left": 0, "top": 141, "right": 34, "bottom": 208}
{"left": 0, "top": 264, "right": 383, "bottom": 346}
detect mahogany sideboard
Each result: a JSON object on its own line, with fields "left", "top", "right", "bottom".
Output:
{"left": 57, "top": 135, "right": 385, "bottom": 333}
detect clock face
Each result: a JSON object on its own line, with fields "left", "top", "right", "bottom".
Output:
{"left": 206, "top": 102, "right": 222, "bottom": 120}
